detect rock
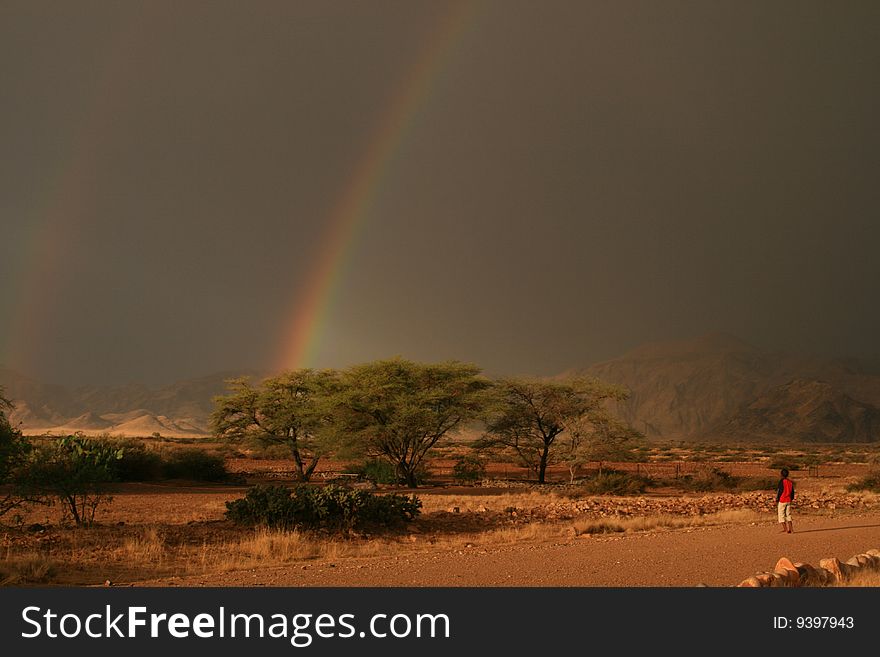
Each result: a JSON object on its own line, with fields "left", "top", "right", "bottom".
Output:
{"left": 814, "top": 568, "right": 833, "bottom": 586}
{"left": 738, "top": 576, "right": 762, "bottom": 587}
{"left": 864, "top": 555, "right": 880, "bottom": 571}
{"left": 768, "top": 573, "right": 787, "bottom": 587}
{"left": 819, "top": 557, "right": 844, "bottom": 583}
{"left": 754, "top": 573, "right": 774, "bottom": 587}
{"left": 793, "top": 563, "right": 818, "bottom": 585}
{"left": 849, "top": 555, "right": 870, "bottom": 568}
{"left": 774, "top": 557, "right": 797, "bottom": 575}
{"left": 774, "top": 569, "right": 799, "bottom": 586}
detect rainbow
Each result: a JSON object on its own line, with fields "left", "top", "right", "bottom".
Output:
{"left": 277, "top": 0, "right": 483, "bottom": 371}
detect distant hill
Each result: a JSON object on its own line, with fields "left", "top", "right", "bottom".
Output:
{"left": 577, "top": 333, "right": 880, "bottom": 442}
{"left": 716, "top": 379, "right": 880, "bottom": 443}
{"left": 0, "top": 369, "right": 265, "bottom": 437}
{"left": 4, "top": 334, "right": 880, "bottom": 442}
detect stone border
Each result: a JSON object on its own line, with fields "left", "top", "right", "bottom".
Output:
{"left": 736, "top": 548, "right": 880, "bottom": 587}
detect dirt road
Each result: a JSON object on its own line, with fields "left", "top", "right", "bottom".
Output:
{"left": 141, "top": 512, "right": 880, "bottom": 587}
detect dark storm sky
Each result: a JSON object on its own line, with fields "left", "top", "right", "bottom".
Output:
{"left": 1, "top": 0, "right": 878, "bottom": 386}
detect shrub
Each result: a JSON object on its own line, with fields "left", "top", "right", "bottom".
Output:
{"left": 87, "top": 441, "right": 230, "bottom": 483}
{"left": 768, "top": 459, "right": 801, "bottom": 471}
{"left": 226, "top": 485, "right": 310, "bottom": 529}
{"left": 736, "top": 477, "right": 778, "bottom": 492}
{"left": 846, "top": 470, "right": 880, "bottom": 493}
{"left": 452, "top": 455, "right": 487, "bottom": 483}
{"left": 19, "top": 435, "right": 122, "bottom": 526}
{"left": 162, "top": 449, "right": 229, "bottom": 482}
{"left": 1, "top": 406, "right": 33, "bottom": 518}
{"left": 226, "top": 484, "right": 421, "bottom": 531}
{"left": 680, "top": 466, "right": 740, "bottom": 492}
{"left": 344, "top": 459, "right": 428, "bottom": 486}
{"left": 580, "top": 471, "right": 650, "bottom": 495}
{"left": 345, "top": 459, "right": 398, "bottom": 484}
{"left": 113, "top": 440, "right": 165, "bottom": 481}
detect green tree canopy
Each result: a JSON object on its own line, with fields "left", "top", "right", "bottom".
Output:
{"left": 480, "top": 377, "right": 630, "bottom": 483}
{"left": 211, "top": 369, "right": 339, "bottom": 482}
{"left": 330, "top": 359, "right": 492, "bottom": 487}
{"left": 560, "top": 408, "right": 642, "bottom": 481}
{"left": 1, "top": 388, "right": 33, "bottom": 518}
{"left": 18, "top": 434, "right": 123, "bottom": 526}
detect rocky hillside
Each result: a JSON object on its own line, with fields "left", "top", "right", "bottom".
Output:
{"left": 716, "top": 379, "right": 880, "bottom": 443}
{"left": 578, "top": 333, "right": 880, "bottom": 442}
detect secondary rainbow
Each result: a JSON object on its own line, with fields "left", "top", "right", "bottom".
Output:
{"left": 277, "top": 1, "right": 482, "bottom": 371}
{"left": 1, "top": 8, "right": 152, "bottom": 372}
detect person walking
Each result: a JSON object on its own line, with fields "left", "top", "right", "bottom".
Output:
{"left": 776, "top": 468, "right": 795, "bottom": 533}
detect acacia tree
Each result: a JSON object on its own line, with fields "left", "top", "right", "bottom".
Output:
{"left": 329, "top": 359, "right": 492, "bottom": 488}
{"left": 480, "top": 377, "right": 629, "bottom": 484}
{"left": 561, "top": 410, "right": 641, "bottom": 482}
{"left": 211, "top": 370, "right": 338, "bottom": 482}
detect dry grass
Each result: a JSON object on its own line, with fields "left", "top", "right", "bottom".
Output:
{"left": 0, "top": 553, "right": 57, "bottom": 585}
{"left": 1, "top": 503, "right": 768, "bottom": 585}
{"left": 571, "top": 509, "right": 760, "bottom": 536}
{"left": 187, "top": 529, "right": 395, "bottom": 575}
{"left": 121, "top": 526, "right": 166, "bottom": 563}
{"left": 834, "top": 570, "right": 880, "bottom": 587}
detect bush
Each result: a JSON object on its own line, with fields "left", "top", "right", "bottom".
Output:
{"left": 162, "top": 449, "right": 229, "bottom": 482}
{"left": 679, "top": 466, "right": 740, "bottom": 492}
{"left": 344, "top": 458, "right": 428, "bottom": 486}
{"left": 226, "top": 484, "right": 421, "bottom": 531}
{"left": 113, "top": 439, "right": 165, "bottom": 481}
{"left": 846, "top": 470, "right": 880, "bottom": 493}
{"left": 18, "top": 435, "right": 122, "bottom": 526}
{"left": 345, "top": 459, "right": 398, "bottom": 484}
{"left": 736, "top": 477, "right": 778, "bottom": 492}
{"left": 98, "top": 440, "right": 230, "bottom": 483}
{"left": 768, "top": 459, "right": 801, "bottom": 471}
{"left": 1, "top": 407, "right": 33, "bottom": 518}
{"left": 580, "top": 471, "right": 650, "bottom": 495}
{"left": 452, "top": 455, "right": 487, "bottom": 483}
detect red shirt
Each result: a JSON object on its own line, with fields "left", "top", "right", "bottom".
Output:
{"left": 778, "top": 478, "right": 794, "bottom": 503}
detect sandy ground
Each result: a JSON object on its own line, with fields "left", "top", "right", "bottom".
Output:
{"left": 135, "top": 511, "right": 880, "bottom": 588}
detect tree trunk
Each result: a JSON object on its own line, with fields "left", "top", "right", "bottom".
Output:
{"left": 65, "top": 493, "right": 81, "bottom": 525}
{"left": 538, "top": 446, "right": 549, "bottom": 484}
{"left": 290, "top": 440, "right": 306, "bottom": 482}
{"left": 399, "top": 462, "right": 419, "bottom": 488}
{"left": 303, "top": 457, "right": 320, "bottom": 482}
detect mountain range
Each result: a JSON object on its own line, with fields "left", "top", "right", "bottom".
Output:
{"left": 2, "top": 333, "right": 880, "bottom": 442}
{"left": 0, "top": 369, "right": 263, "bottom": 437}
{"left": 579, "top": 333, "right": 880, "bottom": 442}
